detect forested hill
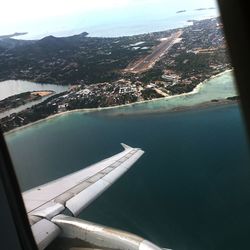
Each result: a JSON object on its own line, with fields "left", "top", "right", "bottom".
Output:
{"left": 0, "top": 31, "right": 158, "bottom": 85}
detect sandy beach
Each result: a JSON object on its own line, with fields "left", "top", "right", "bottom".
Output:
{"left": 31, "top": 90, "right": 55, "bottom": 97}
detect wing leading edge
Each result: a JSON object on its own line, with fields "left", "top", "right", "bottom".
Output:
{"left": 22, "top": 143, "right": 144, "bottom": 249}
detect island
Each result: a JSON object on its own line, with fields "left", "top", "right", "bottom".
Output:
{"left": 0, "top": 17, "right": 233, "bottom": 132}
{"left": 0, "top": 32, "right": 28, "bottom": 39}
{"left": 176, "top": 10, "right": 186, "bottom": 14}
{"left": 195, "top": 8, "right": 208, "bottom": 11}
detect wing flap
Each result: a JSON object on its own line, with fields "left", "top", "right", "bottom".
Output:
{"left": 65, "top": 179, "right": 110, "bottom": 215}
{"left": 64, "top": 148, "right": 144, "bottom": 216}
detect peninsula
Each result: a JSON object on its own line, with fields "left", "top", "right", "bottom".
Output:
{"left": 0, "top": 90, "right": 54, "bottom": 113}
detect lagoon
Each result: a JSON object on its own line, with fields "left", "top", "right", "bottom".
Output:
{"left": 0, "top": 80, "right": 68, "bottom": 118}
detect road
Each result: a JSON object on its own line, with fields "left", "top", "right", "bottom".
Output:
{"left": 125, "top": 30, "right": 182, "bottom": 74}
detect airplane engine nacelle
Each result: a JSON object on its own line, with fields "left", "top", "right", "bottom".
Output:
{"left": 50, "top": 215, "right": 170, "bottom": 250}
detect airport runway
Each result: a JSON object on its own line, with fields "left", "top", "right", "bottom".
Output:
{"left": 125, "top": 30, "right": 182, "bottom": 74}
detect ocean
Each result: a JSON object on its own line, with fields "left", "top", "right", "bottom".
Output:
{"left": 4, "top": 0, "right": 219, "bottom": 39}
{"left": 5, "top": 71, "right": 250, "bottom": 250}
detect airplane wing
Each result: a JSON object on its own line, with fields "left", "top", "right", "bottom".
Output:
{"left": 22, "top": 143, "right": 144, "bottom": 249}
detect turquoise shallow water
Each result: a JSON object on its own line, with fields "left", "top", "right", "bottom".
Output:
{"left": 4, "top": 71, "right": 250, "bottom": 250}
{"left": 97, "top": 70, "right": 237, "bottom": 115}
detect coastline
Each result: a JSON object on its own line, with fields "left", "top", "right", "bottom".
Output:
{"left": 4, "top": 69, "right": 234, "bottom": 136}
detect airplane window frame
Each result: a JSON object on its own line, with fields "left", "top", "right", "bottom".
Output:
{"left": 0, "top": 0, "right": 250, "bottom": 249}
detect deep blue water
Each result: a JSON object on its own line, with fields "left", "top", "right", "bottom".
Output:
{"left": 5, "top": 104, "right": 250, "bottom": 250}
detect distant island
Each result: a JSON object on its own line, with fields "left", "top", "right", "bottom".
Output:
{"left": 176, "top": 10, "right": 186, "bottom": 14}
{"left": 195, "top": 7, "right": 216, "bottom": 11}
{"left": 0, "top": 17, "right": 232, "bottom": 132}
{"left": 195, "top": 8, "right": 207, "bottom": 11}
{"left": 177, "top": 7, "right": 216, "bottom": 14}
{"left": 0, "top": 32, "right": 28, "bottom": 39}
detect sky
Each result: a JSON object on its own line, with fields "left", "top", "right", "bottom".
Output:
{"left": 0, "top": 0, "right": 218, "bottom": 38}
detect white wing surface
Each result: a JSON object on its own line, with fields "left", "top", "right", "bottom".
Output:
{"left": 22, "top": 143, "right": 144, "bottom": 249}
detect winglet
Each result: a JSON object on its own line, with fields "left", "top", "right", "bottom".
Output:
{"left": 121, "top": 143, "right": 132, "bottom": 150}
